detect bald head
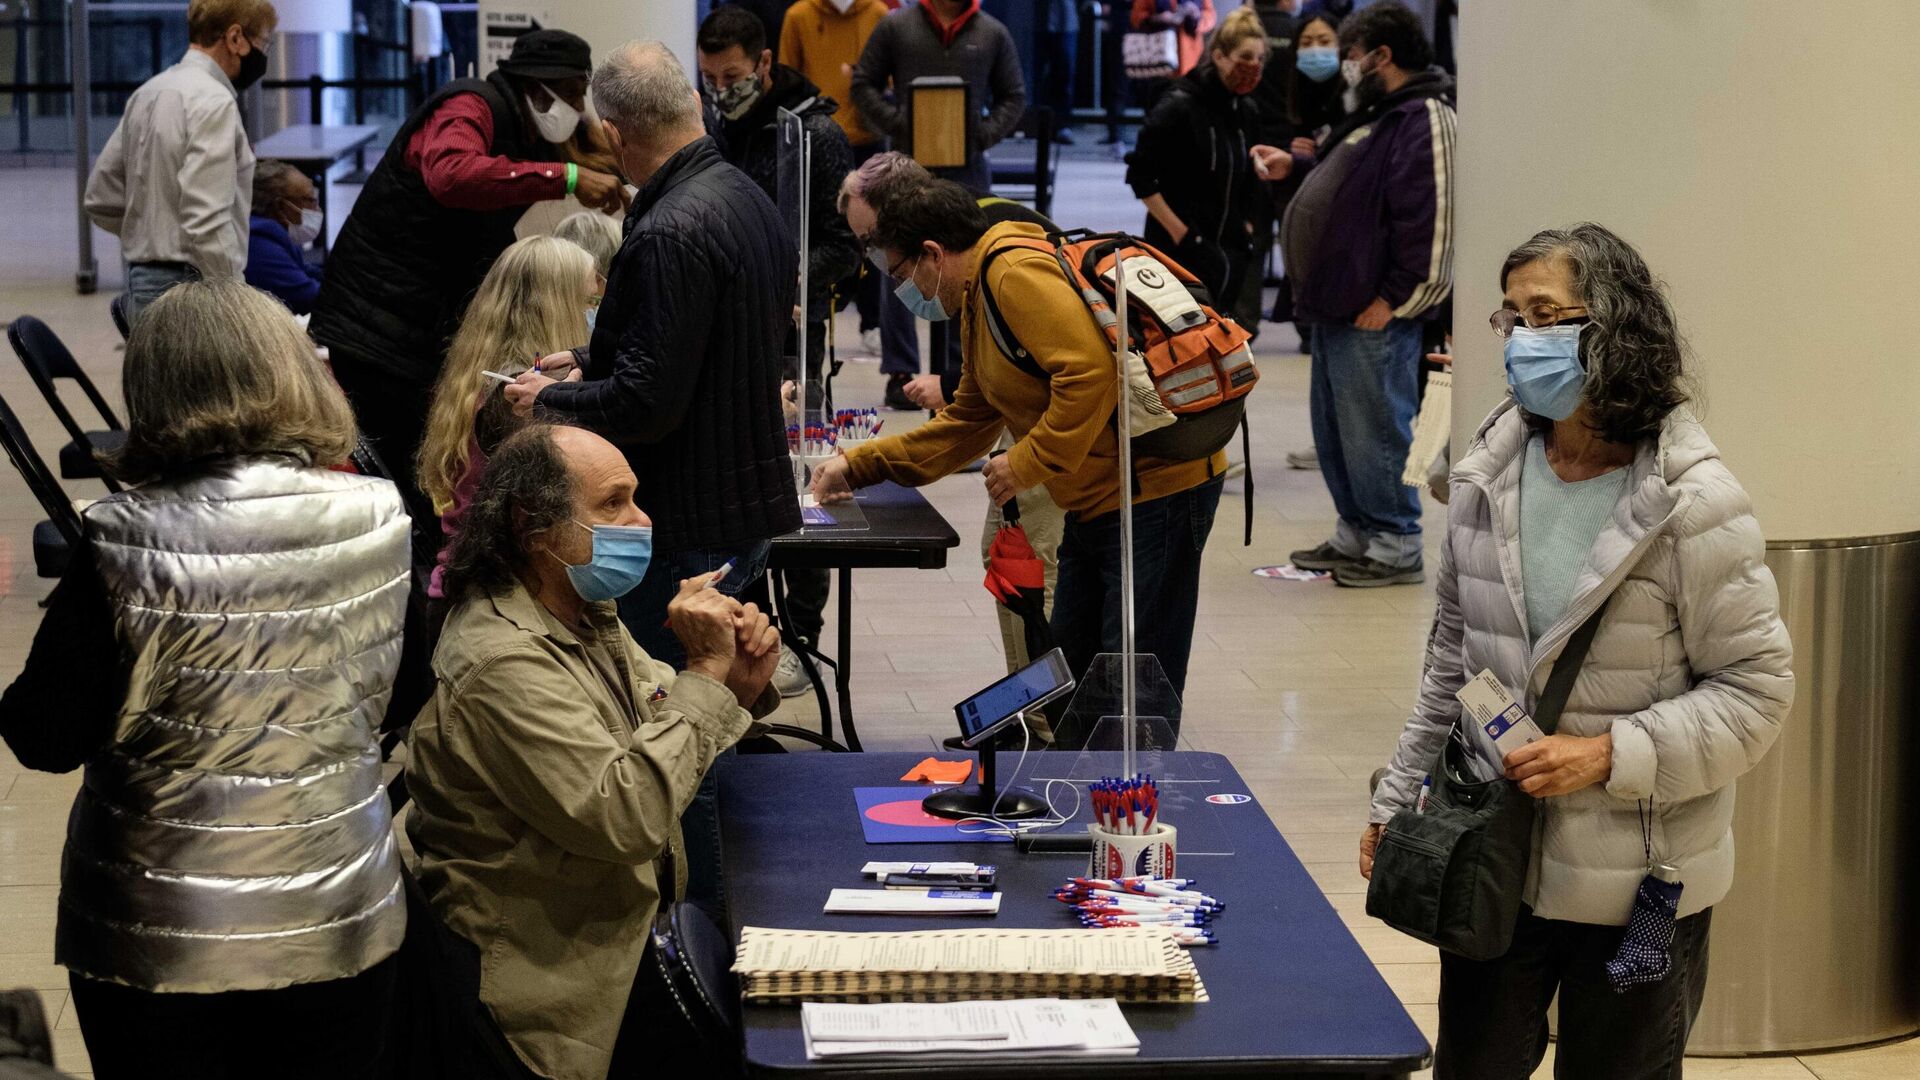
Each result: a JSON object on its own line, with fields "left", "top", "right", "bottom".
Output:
{"left": 552, "top": 426, "right": 647, "bottom": 530}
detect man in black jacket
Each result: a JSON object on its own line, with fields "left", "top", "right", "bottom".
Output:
{"left": 507, "top": 40, "right": 801, "bottom": 666}
{"left": 311, "top": 30, "right": 624, "bottom": 521}
{"left": 697, "top": 6, "right": 859, "bottom": 387}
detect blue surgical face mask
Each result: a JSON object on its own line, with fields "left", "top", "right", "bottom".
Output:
{"left": 585, "top": 305, "right": 598, "bottom": 333}
{"left": 893, "top": 256, "right": 950, "bottom": 322}
{"left": 1296, "top": 46, "right": 1340, "bottom": 83}
{"left": 1504, "top": 323, "right": 1589, "bottom": 421}
{"left": 552, "top": 519, "right": 653, "bottom": 602}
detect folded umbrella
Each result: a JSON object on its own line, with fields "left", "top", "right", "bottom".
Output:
{"left": 984, "top": 494, "right": 1053, "bottom": 663}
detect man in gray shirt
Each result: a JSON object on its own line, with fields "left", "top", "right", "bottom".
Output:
{"left": 86, "top": 0, "right": 279, "bottom": 323}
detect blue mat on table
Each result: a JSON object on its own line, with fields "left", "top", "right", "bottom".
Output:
{"left": 853, "top": 786, "right": 1013, "bottom": 844}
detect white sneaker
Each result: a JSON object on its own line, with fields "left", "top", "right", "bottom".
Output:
{"left": 773, "top": 646, "right": 813, "bottom": 698}
{"left": 1285, "top": 446, "right": 1318, "bottom": 470}
{"left": 858, "top": 328, "right": 881, "bottom": 356}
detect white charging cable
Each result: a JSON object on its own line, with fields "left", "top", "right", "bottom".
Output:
{"left": 954, "top": 716, "right": 1083, "bottom": 838}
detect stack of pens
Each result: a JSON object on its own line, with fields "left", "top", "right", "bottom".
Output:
{"left": 788, "top": 424, "right": 839, "bottom": 459}
{"left": 832, "top": 408, "right": 884, "bottom": 441}
{"left": 1053, "top": 877, "right": 1222, "bottom": 947}
{"left": 1091, "top": 775, "right": 1160, "bottom": 835}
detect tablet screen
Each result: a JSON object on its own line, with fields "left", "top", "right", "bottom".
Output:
{"left": 954, "top": 648, "right": 1074, "bottom": 746}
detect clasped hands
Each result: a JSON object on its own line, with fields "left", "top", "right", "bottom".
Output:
{"left": 666, "top": 575, "right": 781, "bottom": 708}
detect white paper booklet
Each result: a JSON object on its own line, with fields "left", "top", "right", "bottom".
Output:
{"left": 802, "top": 999, "right": 1141, "bottom": 1059}
{"left": 822, "top": 888, "right": 1001, "bottom": 916}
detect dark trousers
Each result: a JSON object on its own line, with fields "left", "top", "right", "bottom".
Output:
{"left": 330, "top": 348, "right": 437, "bottom": 529}
{"left": 1436, "top": 906, "right": 1714, "bottom": 1080}
{"left": 780, "top": 566, "right": 830, "bottom": 645}
{"left": 1050, "top": 475, "right": 1223, "bottom": 740}
{"left": 1037, "top": 29, "right": 1078, "bottom": 127}
{"left": 616, "top": 540, "right": 772, "bottom": 668}
{"left": 1100, "top": 17, "right": 1132, "bottom": 139}
{"left": 69, "top": 955, "right": 398, "bottom": 1080}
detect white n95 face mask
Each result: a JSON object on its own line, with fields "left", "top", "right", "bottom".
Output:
{"left": 288, "top": 207, "right": 323, "bottom": 247}
{"left": 829, "top": 0, "right": 856, "bottom": 11}
{"left": 529, "top": 87, "right": 581, "bottom": 143}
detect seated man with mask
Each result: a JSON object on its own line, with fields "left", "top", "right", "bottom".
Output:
{"left": 404, "top": 422, "right": 780, "bottom": 1080}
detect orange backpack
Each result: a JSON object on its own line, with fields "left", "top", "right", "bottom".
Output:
{"left": 977, "top": 230, "right": 1259, "bottom": 462}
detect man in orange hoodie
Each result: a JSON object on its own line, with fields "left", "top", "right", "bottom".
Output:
{"left": 780, "top": 0, "right": 892, "bottom": 352}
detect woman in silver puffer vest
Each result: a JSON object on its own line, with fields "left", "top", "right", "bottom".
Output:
{"left": 0, "top": 280, "right": 410, "bottom": 1078}
{"left": 1359, "top": 224, "right": 1793, "bottom": 1080}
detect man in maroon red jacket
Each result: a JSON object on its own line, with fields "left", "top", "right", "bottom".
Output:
{"left": 311, "top": 29, "right": 626, "bottom": 521}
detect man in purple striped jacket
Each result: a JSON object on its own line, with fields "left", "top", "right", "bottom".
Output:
{"left": 1270, "top": 0, "right": 1454, "bottom": 588}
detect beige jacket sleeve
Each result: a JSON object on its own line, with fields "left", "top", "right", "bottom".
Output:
{"left": 446, "top": 643, "right": 752, "bottom": 865}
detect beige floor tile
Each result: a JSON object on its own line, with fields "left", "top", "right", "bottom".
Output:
{"left": 0, "top": 951, "right": 69, "bottom": 990}
{"left": 1377, "top": 962, "right": 1441, "bottom": 1005}
{"left": 1799, "top": 1036, "right": 1920, "bottom": 1079}
{"left": 1350, "top": 924, "right": 1441, "bottom": 966}
{"left": 2, "top": 771, "right": 80, "bottom": 802}
{"left": 1680, "top": 1057, "right": 1822, "bottom": 1078}
{"left": 51, "top": 1026, "right": 92, "bottom": 1077}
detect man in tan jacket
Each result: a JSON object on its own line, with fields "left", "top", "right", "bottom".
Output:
{"left": 405, "top": 423, "right": 780, "bottom": 1080}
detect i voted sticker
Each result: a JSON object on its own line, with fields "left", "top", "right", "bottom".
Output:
{"left": 1206, "top": 793, "right": 1254, "bottom": 805}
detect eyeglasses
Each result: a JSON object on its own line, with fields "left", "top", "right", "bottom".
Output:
{"left": 1489, "top": 303, "right": 1589, "bottom": 339}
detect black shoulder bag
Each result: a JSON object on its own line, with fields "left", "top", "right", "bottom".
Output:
{"left": 1365, "top": 600, "right": 1610, "bottom": 961}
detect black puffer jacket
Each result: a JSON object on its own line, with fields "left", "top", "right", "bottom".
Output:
{"left": 535, "top": 138, "right": 802, "bottom": 551}
{"left": 714, "top": 64, "right": 860, "bottom": 319}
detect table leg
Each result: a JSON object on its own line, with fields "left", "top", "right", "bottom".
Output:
{"left": 769, "top": 568, "right": 833, "bottom": 731}
{"left": 312, "top": 165, "right": 331, "bottom": 260}
{"left": 835, "top": 566, "right": 861, "bottom": 750}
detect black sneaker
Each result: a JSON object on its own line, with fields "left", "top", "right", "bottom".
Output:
{"left": 1288, "top": 541, "right": 1361, "bottom": 571}
{"left": 1333, "top": 558, "right": 1426, "bottom": 588}
{"left": 883, "top": 373, "right": 915, "bottom": 410}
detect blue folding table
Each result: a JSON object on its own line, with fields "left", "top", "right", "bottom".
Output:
{"left": 718, "top": 750, "right": 1432, "bottom": 1078}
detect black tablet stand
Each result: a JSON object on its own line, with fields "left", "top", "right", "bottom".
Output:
{"left": 921, "top": 712, "right": 1049, "bottom": 820}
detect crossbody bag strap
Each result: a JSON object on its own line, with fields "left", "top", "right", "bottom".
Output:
{"left": 1533, "top": 597, "right": 1612, "bottom": 735}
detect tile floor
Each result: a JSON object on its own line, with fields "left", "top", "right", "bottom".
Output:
{"left": 0, "top": 158, "right": 1911, "bottom": 1077}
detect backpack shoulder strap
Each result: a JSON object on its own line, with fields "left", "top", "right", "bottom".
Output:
{"left": 1534, "top": 597, "right": 1612, "bottom": 735}
{"left": 975, "top": 239, "right": 1053, "bottom": 382}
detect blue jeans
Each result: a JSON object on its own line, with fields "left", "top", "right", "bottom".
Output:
{"left": 615, "top": 539, "right": 770, "bottom": 925}
{"left": 1050, "top": 476, "right": 1224, "bottom": 741}
{"left": 1308, "top": 319, "right": 1424, "bottom": 567}
{"left": 123, "top": 262, "right": 198, "bottom": 325}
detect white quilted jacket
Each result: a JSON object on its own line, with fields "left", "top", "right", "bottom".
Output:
{"left": 1370, "top": 401, "right": 1794, "bottom": 925}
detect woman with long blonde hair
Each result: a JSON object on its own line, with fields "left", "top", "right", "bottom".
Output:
{"left": 419, "top": 234, "right": 601, "bottom": 600}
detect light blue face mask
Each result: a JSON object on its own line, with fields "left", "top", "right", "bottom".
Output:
{"left": 553, "top": 519, "right": 653, "bottom": 602}
{"left": 893, "top": 255, "right": 951, "bottom": 322}
{"left": 1504, "top": 323, "right": 1589, "bottom": 420}
{"left": 1295, "top": 46, "right": 1340, "bottom": 83}
{"left": 585, "top": 305, "right": 598, "bottom": 333}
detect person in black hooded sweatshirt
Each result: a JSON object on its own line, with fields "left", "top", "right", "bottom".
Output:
{"left": 1125, "top": 5, "right": 1270, "bottom": 313}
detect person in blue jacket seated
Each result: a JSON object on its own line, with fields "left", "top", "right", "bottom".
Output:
{"left": 245, "top": 158, "right": 324, "bottom": 313}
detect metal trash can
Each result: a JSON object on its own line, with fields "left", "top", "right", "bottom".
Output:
{"left": 1688, "top": 533, "right": 1920, "bottom": 1053}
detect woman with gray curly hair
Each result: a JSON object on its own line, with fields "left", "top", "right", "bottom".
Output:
{"left": 1359, "top": 223, "right": 1794, "bottom": 1079}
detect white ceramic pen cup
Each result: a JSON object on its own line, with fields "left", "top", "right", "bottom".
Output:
{"left": 1088, "top": 821, "right": 1177, "bottom": 880}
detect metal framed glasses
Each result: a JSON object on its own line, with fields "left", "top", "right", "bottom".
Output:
{"left": 1490, "top": 303, "right": 1589, "bottom": 339}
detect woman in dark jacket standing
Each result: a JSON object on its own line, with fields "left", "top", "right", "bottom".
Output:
{"left": 1126, "top": 5, "right": 1269, "bottom": 309}
{"left": 1268, "top": 9, "right": 1346, "bottom": 337}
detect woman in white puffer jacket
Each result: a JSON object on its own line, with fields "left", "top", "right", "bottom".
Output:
{"left": 1359, "top": 224, "right": 1794, "bottom": 1080}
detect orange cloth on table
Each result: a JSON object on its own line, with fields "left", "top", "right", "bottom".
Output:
{"left": 901, "top": 757, "right": 977, "bottom": 784}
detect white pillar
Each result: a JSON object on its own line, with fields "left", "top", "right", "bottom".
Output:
{"left": 479, "top": 0, "right": 697, "bottom": 80}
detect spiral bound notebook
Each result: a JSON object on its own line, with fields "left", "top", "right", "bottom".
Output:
{"left": 733, "top": 927, "right": 1209, "bottom": 1005}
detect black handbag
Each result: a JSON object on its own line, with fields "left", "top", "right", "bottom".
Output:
{"left": 1366, "top": 601, "right": 1610, "bottom": 961}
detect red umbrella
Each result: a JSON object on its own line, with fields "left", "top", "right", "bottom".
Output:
{"left": 984, "top": 491, "right": 1053, "bottom": 663}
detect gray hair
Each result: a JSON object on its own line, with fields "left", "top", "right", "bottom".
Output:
{"left": 552, "top": 210, "right": 622, "bottom": 276}
{"left": 107, "top": 279, "right": 357, "bottom": 482}
{"left": 591, "top": 40, "right": 700, "bottom": 141}
{"left": 250, "top": 158, "right": 303, "bottom": 208}
{"left": 836, "top": 150, "right": 931, "bottom": 216}
{"left": 1500, "top": 223, "right": 1690, "bottom": 444}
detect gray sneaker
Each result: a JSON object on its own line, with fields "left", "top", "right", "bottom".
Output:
{"left": 773, "top": 646, "right": 814, "bottom": 698}
{"left": 1286, "top": 446, "right": 1318, "bottom": 470}
{"left": 1288, "top": 541, "right": 1361, "bottom": 571}
{"left": 1333, "top": 558, "right": 1426, "bottom": 588}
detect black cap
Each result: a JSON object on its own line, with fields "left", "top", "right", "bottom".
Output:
{"left": 497, "top": 29, "right": 592, "bottom": 81}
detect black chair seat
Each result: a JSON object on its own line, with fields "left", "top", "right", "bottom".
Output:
{"left": 58, "top": 429, "right": 127, "bottom": 480}
{"left": 32, "top": 518, "right": 69, "bottom": 579}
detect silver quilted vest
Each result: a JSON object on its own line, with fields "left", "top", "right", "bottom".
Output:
{"left": 57, "top": 456, "right": 411, "bottom": 992}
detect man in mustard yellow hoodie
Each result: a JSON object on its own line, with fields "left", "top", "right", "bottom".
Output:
{"left": 781, "top": 0, "right": 890, "bottom": 345}
{"left": 812, "top": 179, "right": 1226, "bottom": 736}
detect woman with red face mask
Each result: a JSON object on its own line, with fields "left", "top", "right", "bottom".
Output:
{"left": 1125, "top": 5, "right": 1271, "bottom": 312}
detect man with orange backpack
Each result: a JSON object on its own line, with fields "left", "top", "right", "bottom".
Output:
{"left": 809, "top": 177, "right": 1253, "bottom": 735}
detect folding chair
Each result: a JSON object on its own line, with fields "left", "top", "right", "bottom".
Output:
{"left": 6, "top": 317, "right": 125, "bottom": 493}
{"left": 0, "top": 388, "right": 85, "bottom": 580}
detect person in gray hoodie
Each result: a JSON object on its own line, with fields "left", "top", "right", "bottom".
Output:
{"left": 1361, "top": 224, "right": 1793, "bottom": 1080}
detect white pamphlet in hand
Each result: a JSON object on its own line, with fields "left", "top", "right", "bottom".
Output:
{"left": 1455, "top": 669, "right": 1545, "bottom": 759}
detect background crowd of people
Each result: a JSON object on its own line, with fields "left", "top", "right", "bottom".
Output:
{"left": 0, "top": 2, "right": 1797, "bottom": 1080}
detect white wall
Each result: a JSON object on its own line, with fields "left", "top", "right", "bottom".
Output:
{"left": 1452, "top": 1, "right": 1920, "bottom": 541}
{"left": 487, "top": 0, "right": 697, "bottom": 79}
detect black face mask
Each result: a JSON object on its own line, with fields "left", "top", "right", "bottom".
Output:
{"left": 235, "top": 44, "right": 268, "bottom": 92}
